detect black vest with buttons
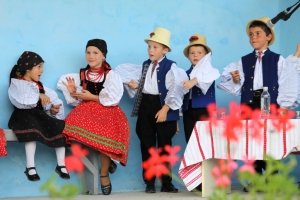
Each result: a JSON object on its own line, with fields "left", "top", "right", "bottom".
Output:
{"left": 182, "top": 65, "right": 216, "bottom": 112}
{"left": 241, "top": 49, "right": 279, "bottom": 106}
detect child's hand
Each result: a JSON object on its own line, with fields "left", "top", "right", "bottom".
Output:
{"left": 155, "top": 105, "right": 169, "bottom": 123}
{"left": 50, "top": 104, "right": 62, "bottom": 115}
{"left": 39, "top": 94, "right": 51, "bottom": 107}
{"left": 62, "top": 77, "right": 77, "bottom": 94}
{"left": 230, "top": 70, "right": 240, "bottom": 84}
{"left": 181, "top": 78, "right": 197, "bottom": 90}
{"left": 72, "top": 90, "right": 96, "bottom": 101}
{"left": 125, "top": 80, "right": 138, "bottom": 89}
{"left": 294, "top": 44, "right": 300, "bottom": 57}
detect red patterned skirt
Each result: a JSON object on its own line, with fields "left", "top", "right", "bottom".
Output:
{"left": 63, "top": 101, "right": 130, "bottom": 166}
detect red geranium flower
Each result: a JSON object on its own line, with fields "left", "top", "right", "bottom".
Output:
{"left": 270, "top": 104, "right": 295, "bottom": 132}
{"left": 142, "top": 145, "right": 181, "bottom": 180}
{"left": 142, "top": 147, "right": 169, "bottom": 180}
{"left": 164, "top": 145, "right": 181, "bottom": 166}
{"left": 222, "top": 102, "right": 244, "bottom": 141}
{"left": 65, "top": 144, "right": 89, "bottom": 173}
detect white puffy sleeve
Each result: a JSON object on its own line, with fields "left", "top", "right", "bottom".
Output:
{"left": 56, "top": 73, "right": 82, "bottom": 106}
{"left": 114, "top": 63, "right": 142, "bottom": 98}
{"left": 99, "top": 70, "right": 124, "bottom": 106}
{"left": 44, "top": 87, "right": 65, "bottom": 120}
{"left": 277, "top": 56, "right": 300, "bottom": 109}
{"left": 217, "top": 60, "right": 244, "bottom": 96}
{"left": 8, "top": 79, "right": 39, "bottom": 109}
{"left": 286, "top": 55, "right": 300, "bottom": 74}
{"left": 165, "top": 63, "right": 189, "bottom": 110}
{"left": 189, "top": 53, "right": 220, "bottom": 94}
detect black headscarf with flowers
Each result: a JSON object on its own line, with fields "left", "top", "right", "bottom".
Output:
{"left": 10, "top": 51, "right": 44, "bottom": 80}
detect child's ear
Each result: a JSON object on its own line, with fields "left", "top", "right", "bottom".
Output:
{"left": 266, "top": 33, "right": 273, "bottom": 43}
{"left": 163, "top": 47, "right": 169, "bottom": 54}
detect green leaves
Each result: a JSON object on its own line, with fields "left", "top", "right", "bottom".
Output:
{"left": 40, "top": 174, "right": 79, "bottom": 200}
{"left": 210, "top": 155, "right": 299, "bottom": 200}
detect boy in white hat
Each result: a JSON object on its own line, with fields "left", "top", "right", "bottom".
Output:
{"left": 217, "top": 17, "right": 300, "bottom": 192}
{"left": 126, "top": 27, "right": 188, "bottom": 193}
{"left": 181, "top": 34, "right": 220, "bottom": 143}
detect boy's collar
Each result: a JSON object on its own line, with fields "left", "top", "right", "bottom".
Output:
{"left": 253, "top": 48, "right": 269, "bottom": 54}
{"left": 157, "top": 56, "right": 165, "bottom": 63}
{"left": 255, "top": 49, "right": 267, "bottom": 54}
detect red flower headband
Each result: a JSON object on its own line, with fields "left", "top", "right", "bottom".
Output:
{"left": 150, "top": 32, "right": 155, "bottom": 38}
{"left": 189, "top": 36, "right": 198, "bottom": 42}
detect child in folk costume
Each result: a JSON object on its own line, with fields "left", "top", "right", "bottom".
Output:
{"left": 8, "top": 51, "right": 69, "bottom": 182}
{"left": 217, "top": 17, "right": 300, "bottom": 192}
{"left": 181, "top": 34, "right": 220, "bottom": 144}
{"left": 57, "top": 39, "right": 130, "bottom": 195}
{"left": 125, "top": 27, "right": 188, "bottom": 193}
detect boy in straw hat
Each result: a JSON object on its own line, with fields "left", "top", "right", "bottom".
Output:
{"left": 181, "top": 34, "right": 220, "bottom": 192}
{"left": 217, "top": 17, "right": 300, "bottom": 191}
{"left": 181, "top": 34, "right": 220, "bottom": 144}
{"left": 126, "top": 27, "right": 188, "bottom": 193}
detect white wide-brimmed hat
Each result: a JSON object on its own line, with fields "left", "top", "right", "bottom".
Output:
{"left": 144, "top": 27, "right": 172, "bottom": 52}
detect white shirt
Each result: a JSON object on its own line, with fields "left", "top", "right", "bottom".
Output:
{"left": 8, "top": 79, "right": 65, "bottom": 120}
{"left": 217, "top": 53, "right": 300, "bottom": 109}
{"left": 57, "top": 70, "right": 123, "bottom": 107}
{"left": 143, "top": 57, "right": 164, "bottom": 95}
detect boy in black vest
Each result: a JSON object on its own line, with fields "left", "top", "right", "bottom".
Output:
{"left": 126, "top": 27, "right": 188, "bottom": 193}
{"left": 217, "top": 17, "right": 300, "bottom": 192}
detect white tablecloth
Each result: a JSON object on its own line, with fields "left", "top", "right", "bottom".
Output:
{"left": 178, "top": 119, "right": 300, "bottom": 191}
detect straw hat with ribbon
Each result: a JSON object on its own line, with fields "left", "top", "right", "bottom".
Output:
{"left": 183, "top": 34, "right": 212, "bottom": 58}
{"left": 144, "top": 27, "right": 172, "bottom": 52}
{"left": 245, "top": 16, "right": 276, "bottom": 46}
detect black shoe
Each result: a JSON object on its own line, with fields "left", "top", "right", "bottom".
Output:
{"left": 161, "top": 182, "right": 178, "bottom": 193}
{"left": 55, "top": 165, "right": 70, "bottom": 180}
{"left": 145, "top": 182, "right": 156, "bottom": 193}
{"left": 108, "top": 160, "right": 117, "bottom": 174}
{"left": 24, "top": 167, "right": 40, "bottom": 181}
{"left": 100, "top": 174, "right": 112, "bottom": 195}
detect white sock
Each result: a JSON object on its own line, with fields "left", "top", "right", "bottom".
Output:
{"left": 25, "top": 141, "right": 37, "bottom": 175}
{"left": 55, "top": 147, "right": 67, "bottom": 173}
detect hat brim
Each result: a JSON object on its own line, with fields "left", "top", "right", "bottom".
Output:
{"left": 183, "top": 43, "right": 212, "bottom": 58}
{"left": 246, "top": 19, "right": 275, "bottom": 46}
{"left": 144, "top": 38, "right": 171, "bottom": 52}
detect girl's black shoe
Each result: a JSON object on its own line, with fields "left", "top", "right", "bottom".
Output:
{"left": 100, "top": 174, "right": 112, "bottom": 195}
{"left": 55, "top": 165, "right": 70, "bottom": 180}
{"left": 108, "top": 160, "right": 117, "bottom": 174}
{"left": 24, "top": 167, "right": 40, "bottom": 182}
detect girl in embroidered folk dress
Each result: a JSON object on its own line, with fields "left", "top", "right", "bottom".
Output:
{"left": 8, "top": 51, "right": 70, "bottom": 182}
{"left": 57, "top": 39, "right": 130, "bottom": 195}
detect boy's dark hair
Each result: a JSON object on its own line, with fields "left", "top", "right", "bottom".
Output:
{"left": 162, "top": 44, "right": 170, "bottom": 51}
{"left": 188, "top": 44, "right": 208, "bottom": 55}
{"left": 249, "top": 21, "right": 272, "bottom": 36}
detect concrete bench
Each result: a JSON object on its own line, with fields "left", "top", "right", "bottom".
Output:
{"left": 4, "top": 129, "right": 99, "bottom": 195}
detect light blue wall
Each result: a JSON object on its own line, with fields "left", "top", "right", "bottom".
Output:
{"left": 0, "top": 0, "right": 300, "bottom": 198}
